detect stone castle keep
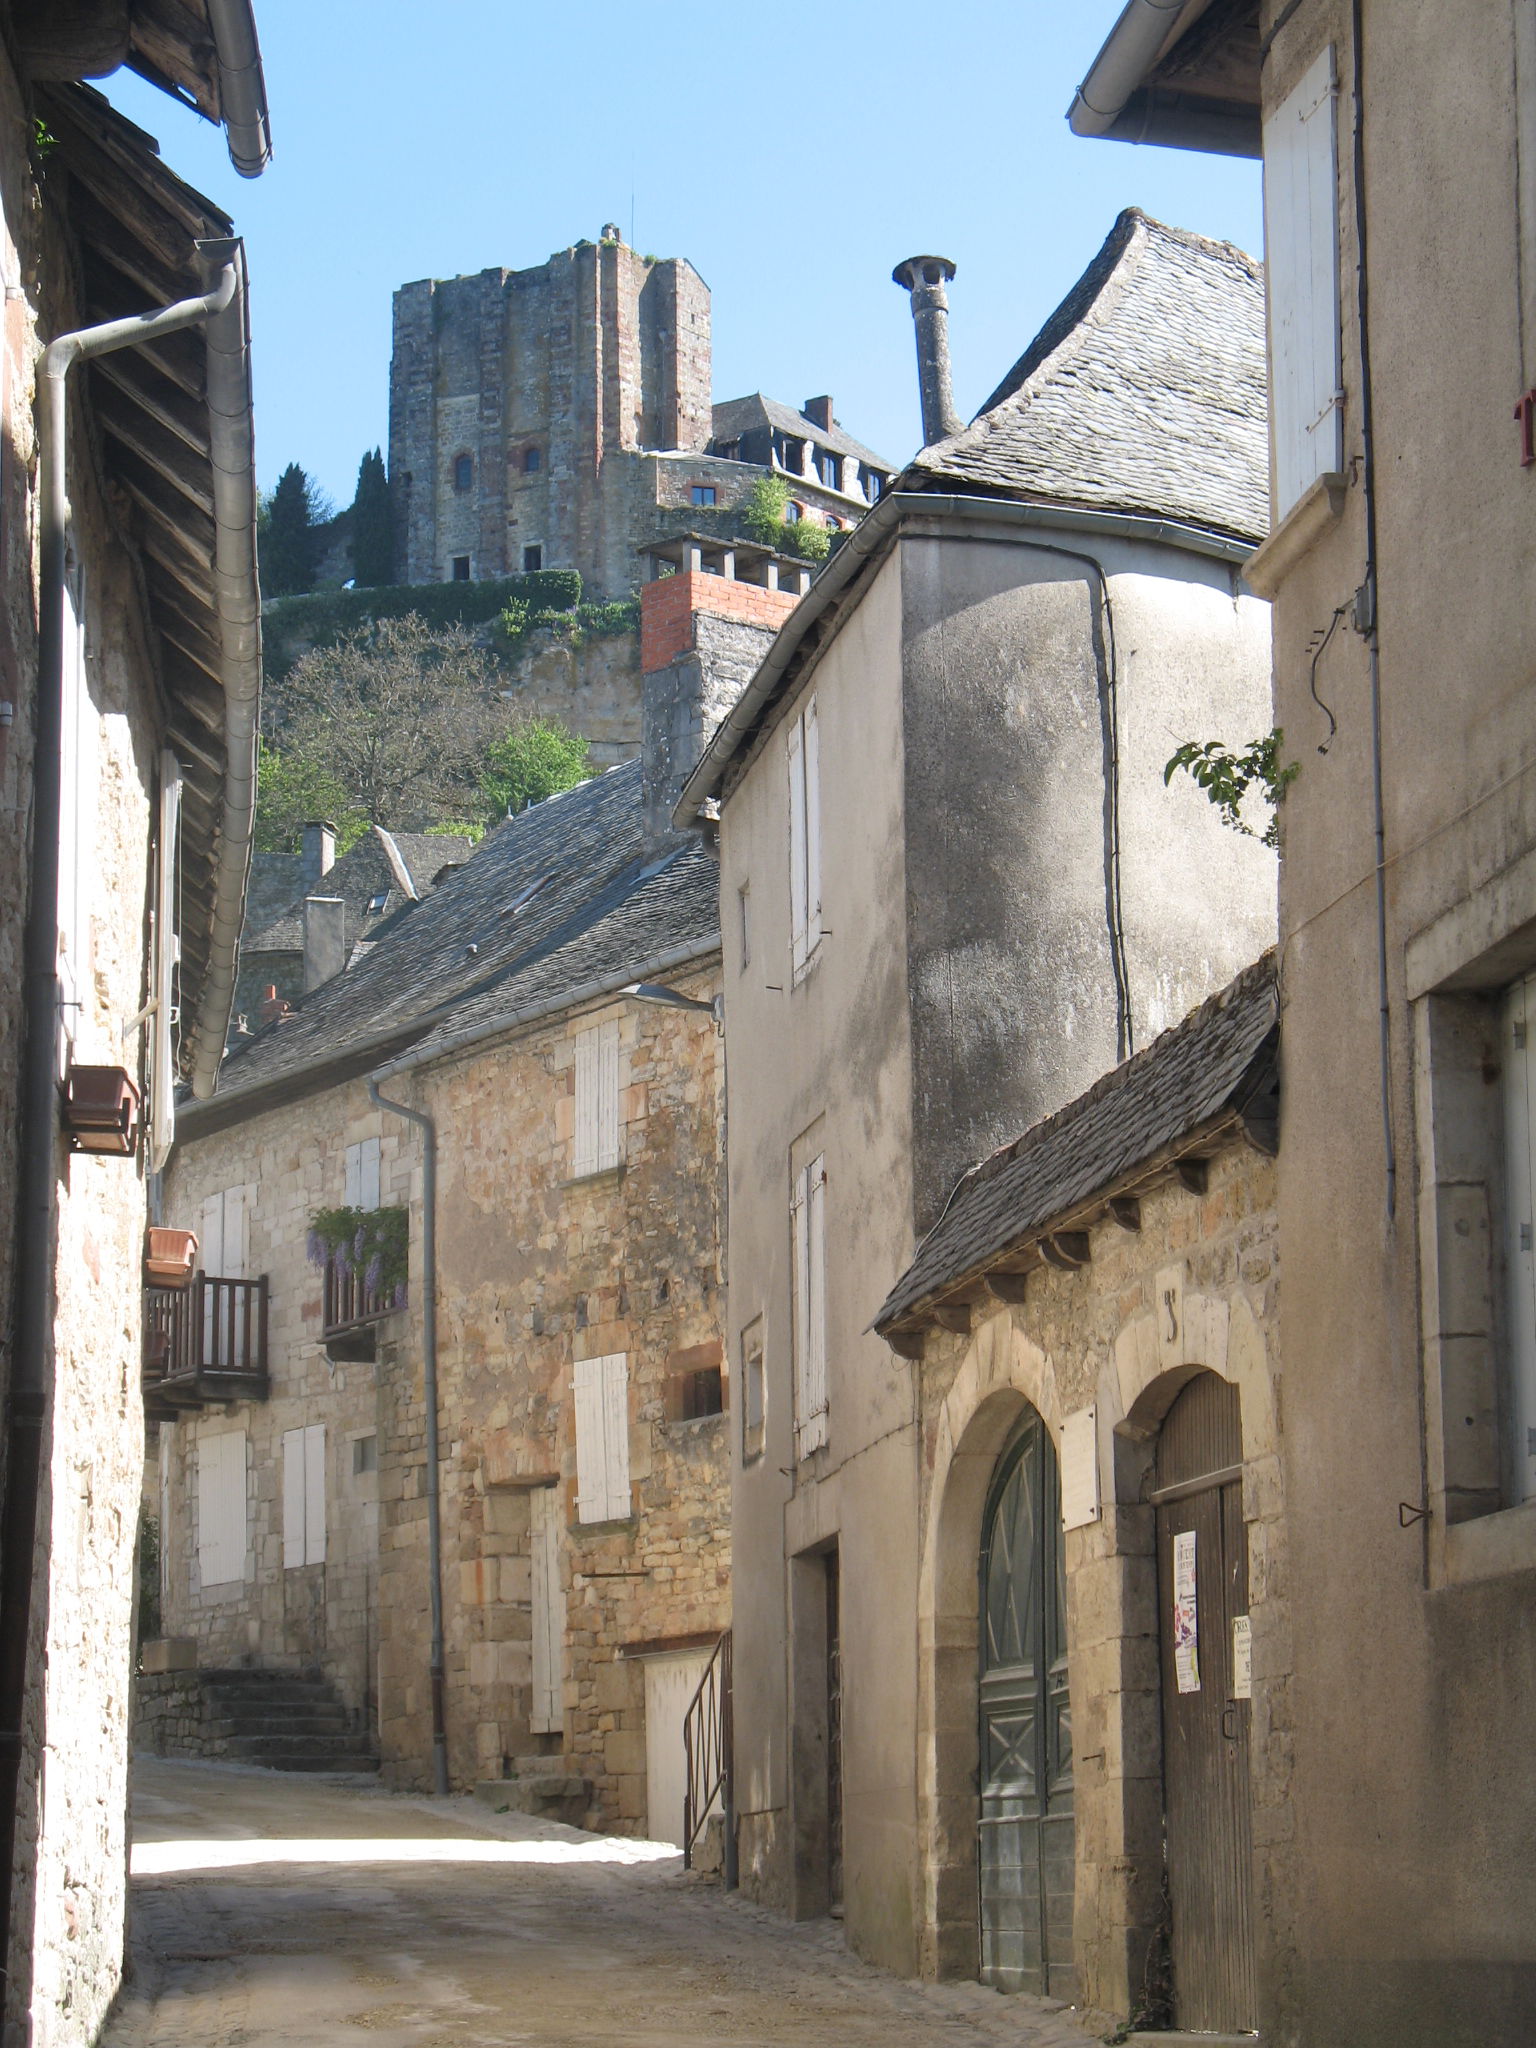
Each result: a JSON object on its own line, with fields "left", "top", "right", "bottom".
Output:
{"left": 388, "top": 229, "right": 892, "bottom": 599}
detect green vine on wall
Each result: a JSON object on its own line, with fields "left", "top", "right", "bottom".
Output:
{"left": 307, "top": 1205, "right": 409, "bottom": 1301}
{"left": 1163, "top": 729, "right": 1298, "bottom": 850}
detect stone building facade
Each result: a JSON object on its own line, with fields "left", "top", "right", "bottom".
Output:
{"left": 388, "top": 229, "right": 892, "bottom": 598}
{"left": 0, "top": 8, "right": 269, "bottom": 2042}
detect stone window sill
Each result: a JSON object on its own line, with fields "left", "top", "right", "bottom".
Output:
{"left": 1242, "top": 470, "right": 1347, "bottom": 599}
{"left": 1434, "top": 1497, "right": 1536, "bottom": 1588}
{"left": 563, "top": 1163, "right": 625, "bottom": 1193}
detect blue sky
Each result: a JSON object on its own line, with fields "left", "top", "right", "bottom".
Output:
{"left": 100, "top": 3, "right": 1261, "bottom": 510}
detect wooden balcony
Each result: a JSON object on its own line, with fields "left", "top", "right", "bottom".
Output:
{"left": 322, "top": 1260, "right": 405, "bottom": 1362}
{"left": 144, "top": 1275, "right": 269, "bottom": 1417}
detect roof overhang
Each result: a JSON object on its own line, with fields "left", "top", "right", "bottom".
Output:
{"left": 1068, "top": 0, "right": 1262, "bottom": 159}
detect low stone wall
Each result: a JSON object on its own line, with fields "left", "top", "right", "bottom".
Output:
{"left": 133, "top": 1672, "right": 224, "bottom": 1760}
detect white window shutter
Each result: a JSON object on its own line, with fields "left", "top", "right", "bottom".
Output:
{"left": 530, "top": 1487, "right": 563, "bottom": 1733}
{"left": 199, "top": 1430, "right": 246, "bottom": 1588}
{"left": 1263, "top": 44, "right": 1342, "bottom": 518}
{"left": 805, "top": 1157, "right": 828, "bottom": 1450}
{"left": 223, "top": 1186, "right": 249, "bottom": 1280}
{"left": 282, "top": 1428, "right": 306, "bottom": 1568}
{"left": 601, "top": 1354, "right": 631, "bottom": 1518}
{"left": 200, "top": 1193, "right": 225, "bottom": 1278}
{"left": 574, "top": 1356, "right": 606, "bottom": 1521}
{"left": 804, "top": 697, "right": 822, "bottom": 958}
{"left": 344, "top": 1142, "right": 362, "bottom": 1209}
{"left": 788, "top": 713, "right": 807, "bottom": 975}
{"left": 304, "top": 1423, "right": 327, "bottom": 1564}
{"left": 792, "top": 1169, "right": 812, "bottom": 1458}
{"left": 358, "top": 1136, "right": 381, "bottom": 1213}
{"left": 574, "top": 1027, "right": 600, "bottom": 1177}
{"left": 597, "top": 1021, "right": 621, "bottom": 1171}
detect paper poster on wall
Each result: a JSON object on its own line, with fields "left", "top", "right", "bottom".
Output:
{"left": 1173, "top": 1528, "right": 1200, "bottom": 1694}
{"left": 1060, "top": 1405, "right": 1100, "bottom": 1530}
{"left": 1232, "top": 1613, "right": 1252, "bottom": 1701}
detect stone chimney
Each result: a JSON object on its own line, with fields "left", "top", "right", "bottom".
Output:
{"left": 892, "top": 256, "right": 963, "bottom": 446}
{"left": 302, "top": 897, "right": 347, "bottom": 991}
{"left": 301, "top": 818, "right": 337, "bottom": 892}
{"left": 803, "top": 395, "right": 834, "bottom": 432}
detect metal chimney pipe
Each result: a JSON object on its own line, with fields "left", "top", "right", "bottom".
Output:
{"left": 892, "top": 255, "right": 963, "bottom": 446}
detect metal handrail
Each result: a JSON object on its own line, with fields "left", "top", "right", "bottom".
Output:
{"left": 682, "top": 1629, "right": 735, "bottom": 1885}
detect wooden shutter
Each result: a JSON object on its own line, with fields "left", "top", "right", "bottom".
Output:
{"left": 804, "top": 697, "right": 822, "bottom": 960}
{"left": 601, "top": 1353, "right": 631, "bottom": 1517}
{"left": 304, "top": 1423, "right": 327, "bottom": 1564}
{"left": 223, "top": 1186, "right": 249, "bottom": 1279}
{"left": 574, "top": 1027, "right": 600, "bottom": 1176}
{"left": 200, "top": 1192, "right": 226, "bottom": 1277}
{"left": 1263, "top": 44, "right": 1342, "bottom": 518}
{"left": 282, "top": 1428, "right": 306, "bottom": 1567}
{"left": 358, "top": 1137, "right": 381, "bottom": 1212}
{"left": 805, "top": 1157, "right": 828, "bottom": 1450}
{"left": 198, "top": 1430, "right": 246, "bottom": 1588}
{"left": 574, "top": 1354, "right": 630, "bottom": 1522}
{"left": 788, "top": 712, "right": 808, "bottom": 975}
{"left": 530, "top": 1486, "right": 563, "bottom": 1733}
{"left": 597, "top": 1021, "right": 621, "bottom": 1171}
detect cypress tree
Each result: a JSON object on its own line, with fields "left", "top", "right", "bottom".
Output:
{"left": 350, "top": 447, "right": 395, "bottom": 587}
{"left": 261, "top": 462, "right": 321, "bottom": 596}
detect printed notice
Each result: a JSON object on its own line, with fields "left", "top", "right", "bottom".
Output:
{"left": 1173, "top": 1528, "right": 1200, "bottom": 1694}
{"left": 1232, "top": 1614, "right": 1252, "bottom": 1701}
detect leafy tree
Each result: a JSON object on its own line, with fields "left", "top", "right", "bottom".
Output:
{"left": 481, "top": 715, "right": 591, "bottom": 822}
{"left": 261, "top": 462, "right": 330, "bottom": 596}
{"left": 738, "top": 470, "right": 832, "bottom": 563}
{"left": 253, "top": 744, "right": 369, "bottom": 856}
{"left": 350, "top": 447, "right": 395, "bottom": 587}
{"left": 265, "top": 615, "right": 515, "bottom": 831}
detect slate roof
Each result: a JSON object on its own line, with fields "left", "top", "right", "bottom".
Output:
{"left": 907, "top": 209, "right": 1269, "bottom": 548}
{"left": 710, "top": 394, "right": 893, "bottom": 473}
{"left": 874, "top": 954, "right": 1278, "bottom": 1331}
{"left": 244, "top": 828, "right": 452, "bottom": 957}
{"left": 201, "top": 761, "right": 720, "bottom": 1116}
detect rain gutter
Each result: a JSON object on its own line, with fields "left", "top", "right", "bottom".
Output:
{"left": 673, "top": 489, "right": 1257, "bottom": 827}
{"left": 205, "top": 0, "right": 273, "bottom": 177}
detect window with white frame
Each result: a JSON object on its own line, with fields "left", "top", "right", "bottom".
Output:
{"left": 1262, "top": 43, "right": 1343, "bottom": 520}
{"left": 345, "top": 1135, "right": 381, "bottom": 1211}
{"left": 787, "top": 695, "right": 822, "bottom": 982}
{"left": 573, "top": 1019, "right": 621, "bottom": 1176}
{"left": 282, "top": 1424, "right": 327, "bottom": 1567}
{"left": 573, "top": 1352, "right": 631, "bottom": 1522}
{"left": 792, "top": 1154, "right": 828, "bottom": 1458}
{"left": 529, "top": 1485, "right": 563, "bottom": 1732}
{"left": 197, "top": 1429, "right": 247, "bottom": 1589}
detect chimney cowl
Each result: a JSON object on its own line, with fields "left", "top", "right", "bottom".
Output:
{"left": 892, "top": 254, "right": 963, "bottom": 448}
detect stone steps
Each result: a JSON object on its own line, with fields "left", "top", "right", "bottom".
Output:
{"left": 475, "top": 1754, "right": 591, "bottom": 1823}
{"left": 144, "top": 1666, "right": 379, "bottom": 1774}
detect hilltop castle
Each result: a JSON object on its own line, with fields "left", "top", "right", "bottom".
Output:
{"left": 388, "top": 228, "right": 893, "bottom": 599}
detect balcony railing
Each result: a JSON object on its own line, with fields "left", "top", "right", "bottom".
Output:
{"left": 683, "top": 1629, "right": 735, "bottom": 1884}
{"left": 144, "top": 1274, "right": 269, "bottom": 1413}
{"left": 322, "top": 1260, "right": 404, "bottom": 1338}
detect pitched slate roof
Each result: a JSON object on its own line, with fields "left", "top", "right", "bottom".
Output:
{"left": 710, "top": 393, "right": 893, "bottom": 473}
{"left": 907, "top": 209, "right": 1268, "bottom": 548}
{"left": 244, "top": 828, "right": 452, "bottom": 957}
{"left": 875, "top": 954, "right": 1278, "bottom": 1332}
{"left": 199, "top": 761, "right": 720, "bottom": 1117}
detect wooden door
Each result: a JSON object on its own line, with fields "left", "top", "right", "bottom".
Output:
{"left": 1153, "top": 1373, "right": 1257, "bottom": 2032}
{"left": 643, "top": 1649, "right": 713, "bottom": 1850}
{"left": 978, "top": 1409, "right": 1075, "bottom": 1997}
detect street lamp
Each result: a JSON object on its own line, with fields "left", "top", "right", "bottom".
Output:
{"left": 621, "top": 982, "right": 724, "bottom": 1031}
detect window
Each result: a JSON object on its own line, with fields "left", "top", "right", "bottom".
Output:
{"left": 451, "top": 555, "right": 471, "bottom": 582}
{"left": 1262, "top": 44, "right": 1343, "bottom": 519}
{"left": 742, "top": 1319, "right": 765, "bottom": 1463}
{"left": 345, "top": 1136, "right": 381, "bottom": 1211}
{"left": 866, "top": 472, "right": 883, "bottom": 503}
{"left": 282, "top": 1424, "right": 326, "bottom": 1567}
{"left": 676, "top": 1365, "right": 725, "bottom": 1420}
{"left": 529, "top": 1485, "right": 562, "bottom": 1731}
{"left": 522, "top": 544, "right": 543, "bottom": 573}
{"left": 792, "top": 1155, "right": 828, "bottom": 1458}
{"left": 738, "top": 883, "right": 751, "bottom": 971}
{"left": 524, "top": 446, "right": 542, "bottom": 474}
{"left": 784, "top": 500, "right": 802, "bottom": 523}
{"left": 352, "top": 1433, "right": 378, "bottom": 1476}
{"left": 453, "top": 452, "right": 474, "bottom": 493}
{"left": 573, "top": 1018, "right": 621, "bottom": 1176}
{"left": 815, "top": 448, "right": 840, "bottom": 490}
{"left": 787, "top": 695, "right": 822, "bottom": 981}
{"left": 574, "top": 1353, "right": 632, "bottom": 1522}
{"left": 197, "top": 1430, "right": 247, "bottom": 1589}
{"left": 690, "top": 483, "right": 717, "bottom": 507}
{"left": 827, "top": 517, "right": 843, "bottom": 532}
{"left": 715, "top": 438, "right": 741, "bottom": 462}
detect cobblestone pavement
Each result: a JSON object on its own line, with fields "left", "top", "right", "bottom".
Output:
{"left": 106, "top": 1759, "right": 1103, "bottom": 2048}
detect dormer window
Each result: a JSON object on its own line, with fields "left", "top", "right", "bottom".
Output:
{"left": 866, "top": 471, "right": 884, "bottom": 503}
{"left": 453, "top": 452, "right": 474, "bottom": 494}
{"left": 690, "top": 483, "right": 717, "bottom": 507}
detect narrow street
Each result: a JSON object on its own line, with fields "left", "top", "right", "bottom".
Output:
{"left": 107, "top": 1761, "right": 1098, "bottom": 2048}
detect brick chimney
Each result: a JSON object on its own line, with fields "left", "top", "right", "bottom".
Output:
{"left": 892, "top": 256, "right": 963, "bottom": 447}
{"left": 803, "top": 395, "right": 834, "bottom": 432}
{"left": 301, "top": 818, "right": 337, "bottom": 892}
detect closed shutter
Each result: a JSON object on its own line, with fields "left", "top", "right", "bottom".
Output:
{"left": 788, "top": 713, "right": 807, "bottom": 975}
{"left": 574, "top": 1354, "right": 631, "bottom": 1523}
{"left": 573, "top": 1022, "right": 620, "bottom": 1176}
{"left": 597, "top": 1020, "right": 621, "bottom": 1171}
{"left": 283, "top": 1425, "right": 327, "bottom": 1567}
{"left": 198, "top": 1430, "right": 247, "bottom": 1588}
{"left": 223, "top": 1186, "right": 249, "bottom": 1279}
{"left": 1263, "top": 44, "right": 1342, "bottom": 518}
{"left": 574, "top": 1027, "right": 599, "bottom": 1176}
{"left": 200, "top": 1192, "right": 226, "bottom": 1278}
{"left": 530, "top": 1486, "right": 563, "bottom": 1733}
{"left": 793, "top": 1157, "right": 829, "bottom": 1459}
{"left": 804, "top": 697, "right": 822, "bottom": 959}
{"left": 345, "top": 1136, "right": 381, "bottom": 1212}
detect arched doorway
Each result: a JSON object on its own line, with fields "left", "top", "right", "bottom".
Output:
{"left": 978, "top": 1407, "right": 1075, "bottom": 1998}
{"left": 1152, "top": 1371, "right": 1256, "bottom": 2030}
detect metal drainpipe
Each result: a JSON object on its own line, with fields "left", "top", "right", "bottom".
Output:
{"left": 0, "top": 262, "right": 239, "bottom": 1999}
{"left": 367, "top": 1080, "right": 450, "bottom": 1796}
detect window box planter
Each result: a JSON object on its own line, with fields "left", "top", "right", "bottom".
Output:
{"left": 63, "top": 1064, "right": 140, "bottom": 1155}
{"left": 145, "top": 1227, "right": 198, "bottom": 1288}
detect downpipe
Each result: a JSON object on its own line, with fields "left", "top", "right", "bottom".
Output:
{"left": 0, "top": 262, "right": 238, "bottom": 2000}
{"left": 368, "top": 1080, "right": 451, "bottom": 1796}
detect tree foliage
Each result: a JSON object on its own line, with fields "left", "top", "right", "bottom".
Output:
{"left": 738, "top": 471, "right": 832, "bottom": 563}
{"left": 350, "top": 447, "right": 395, "bottom": 587}
{"left": 253, "top": 745, "right": 369, "bottom": 856}
{"left": 1163, "top": 729, "right": 1299, "bottom": 850}
{"left": 261, "top": 462, "right": 330, "bottom": 597}
{"left": 481, "top": 715, "right": 591, "bottom": 821}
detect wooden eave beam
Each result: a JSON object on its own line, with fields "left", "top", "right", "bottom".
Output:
{"left": 111, "top": 449, "right": 217, "bottom": 561}
{"left": 90, "top": 347, "right": 211, "bottom": 461}
{"left": 884, "top": 1328, "right": 926, "bottom": 1360}
{"left": 40, "top": 81, "right": 230, "bottom": 238}
{"left": 91, "top": 381, "right": 214, "bottom": 516}
{"left": 129, "top": 0, "right": 221, "bottom": 120}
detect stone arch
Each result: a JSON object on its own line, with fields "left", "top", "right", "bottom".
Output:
{"left": 916, "top": 1310, "right": 1060, "bottom": 1980}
